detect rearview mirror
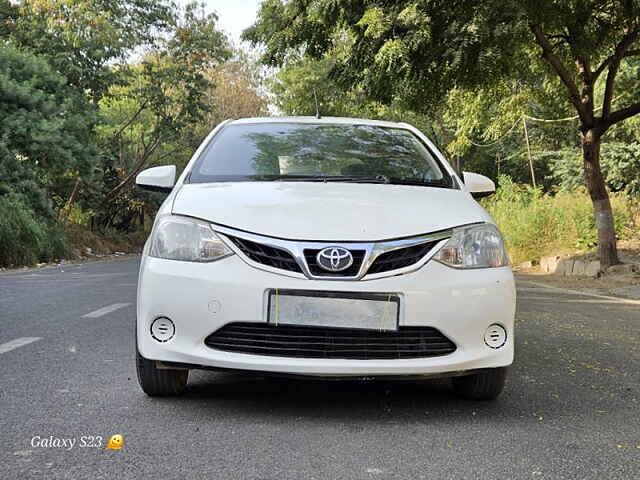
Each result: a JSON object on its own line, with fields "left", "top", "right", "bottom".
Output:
{"left": 136, "top": 165, "right": 176, "bottom": 193}
{"left": 462, "top": 172, "right": 495, "bottom": 199}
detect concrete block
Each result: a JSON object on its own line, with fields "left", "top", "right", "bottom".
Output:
{"left": 585, "top": 260, "right": 601, "bottom": 278}
{"left": 571, "top": 260, "right": 587, "bottom": 276}
{"left": 540, "top": 255, "right": 561, "bottom": 273}
{"left": 556, "top": 258, "right": 574, "bottom": 276}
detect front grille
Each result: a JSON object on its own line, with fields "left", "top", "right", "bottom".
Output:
{"left": 226, "top": 236, "right": 302, "bottom": 273}
{"left": 204, "top": 322, "right": 456, "bottom": 360}
{"left": 304, "top": 249, "right": 366, "bottom": 277}
{"left": 367, "top": 241, "right": 440, "bottom": 275}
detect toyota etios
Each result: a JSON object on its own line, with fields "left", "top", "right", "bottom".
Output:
{"left": 135, "top": 117, "right": 515, "bottom": 400}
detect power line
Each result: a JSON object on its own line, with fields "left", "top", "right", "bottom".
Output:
{"left": 466, "top": 117, "right": 521, "bottom": 148}
{"left": 466, "top": 93, "right": 627, "bottom": 146}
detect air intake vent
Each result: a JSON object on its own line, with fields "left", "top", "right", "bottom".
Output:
{"left": 205, "top": 322, "right": 456, "bottom": 360}
{"left": 226, "top": 236, "right": 302, "bottom": 273}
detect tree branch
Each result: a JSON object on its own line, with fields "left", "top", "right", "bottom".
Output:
{"left": 594, "top": 35, "right": 640, "bottom": 79}
{"left": 529, "top": 23, "right": 587, "bottom": 123}
{"left": 111, "top": 100, "right": 149, "bottom": 140}
{"left": 601, "top": 28, "right": 639, "bottom": 119}
{"left": 603, "top": 101, "right": 640, "bottom": 128}
{"left": 103, "top": 136, "right": 162, "bottom": 202}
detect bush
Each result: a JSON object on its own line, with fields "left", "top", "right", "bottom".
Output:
{"left": 0, "top": 194, "right": 70, "bottom": 267}
{"left": 483, "top": 176, "right": 638, "bottom": 264}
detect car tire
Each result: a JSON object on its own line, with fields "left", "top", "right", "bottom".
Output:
{"left": 136, "top": 347, "right": 188, "bottom": 396}
{"left": 452, "top": 367, "right": 507, "bottom": 401}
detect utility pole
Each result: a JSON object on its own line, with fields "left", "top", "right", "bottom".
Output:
{"left": 522, "top": 116, "right": 536, "bottom": 188}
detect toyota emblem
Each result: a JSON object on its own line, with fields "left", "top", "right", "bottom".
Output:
{"left": 316, "top": 247, "right": 353, "bottom": 272}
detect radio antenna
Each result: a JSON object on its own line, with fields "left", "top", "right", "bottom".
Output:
{"left": 313, "top": 89, "right": 321, "bottom": 119}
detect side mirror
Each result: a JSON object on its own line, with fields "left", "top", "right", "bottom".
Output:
{"left": 462, "top": 171, "right": 495, "bottom": 199}
{"left": 136, "top": 165, "right": 176, "bottom": 193}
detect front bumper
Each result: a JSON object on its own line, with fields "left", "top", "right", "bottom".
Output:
{"left": 137, "top": 255, "right": 516, "bottom": 377}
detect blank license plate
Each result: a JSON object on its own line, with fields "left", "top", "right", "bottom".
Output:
{"left": 268, "top": 290, "right": 399, "bottom": 331}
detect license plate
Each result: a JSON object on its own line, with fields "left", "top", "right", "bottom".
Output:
{"left": 267, "top": 290, "right": 399, "bottom": 331}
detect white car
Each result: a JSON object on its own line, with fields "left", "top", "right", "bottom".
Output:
{"left": 135, "top": 117, "right": 515, "bottom": 400}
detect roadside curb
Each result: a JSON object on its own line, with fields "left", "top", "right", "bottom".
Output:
{"left": 0, "top": 254, "right": 141, "bottom": 277}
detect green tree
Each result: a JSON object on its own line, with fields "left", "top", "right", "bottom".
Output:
{"left": 94, "top": 2, "right": 231, "bottom": 228}
{"left": 3, "top": 0, "right": 176, "bottom": 101}
{"left": 0, "top": 44, "right": 97, "bottom": 265}
{"left": 245, "top": 0, "right": 640, "bottom": 268}
{"left": 271, "top": 55, "right": 438, "bottom": 141}
{"left": 0, "top": 44, "right": 97, "bottom": 216}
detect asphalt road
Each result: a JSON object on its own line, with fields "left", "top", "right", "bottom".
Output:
{"left": 1, "top": 258, "right": 638, "bottom": 479}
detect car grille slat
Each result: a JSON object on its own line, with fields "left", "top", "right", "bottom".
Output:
{"left": 226, "top": 236, "right": 302, "bottom": 273}
{"left": 205, "top": 322, "right": 456, "bottom": 360}
{"left": 210, "top": 335, "right": 454, "bottom": 348}
{"left": 224, "top": 232, "right": 443, "bottom": 278}
{"left": 367, "top": 241, "right": 440, "bottom": 275}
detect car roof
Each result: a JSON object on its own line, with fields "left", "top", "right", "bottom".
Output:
{"left": 228, "top": 116, "right": 410, "bottom": 129}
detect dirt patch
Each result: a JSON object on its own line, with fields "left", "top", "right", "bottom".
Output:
{"left": 65, "top": 223, "right": 148, "bottom": 259}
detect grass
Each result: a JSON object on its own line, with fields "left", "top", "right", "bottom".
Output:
{"left": 483, "top": 176, "right": 640, "bottom": 265}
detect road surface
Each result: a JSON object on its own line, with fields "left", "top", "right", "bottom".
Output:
{"left": 1, "top": 258, "right": 638, "bottom": 479}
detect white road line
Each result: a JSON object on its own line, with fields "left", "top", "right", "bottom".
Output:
{"left": 0, "top": 337, "right": 42, "bottom": 354}
{"left": 518, "top": 280, "right": 640, "bottom": 306}
{"left": 82, "top": 303, "right": 131, "bottom": 318}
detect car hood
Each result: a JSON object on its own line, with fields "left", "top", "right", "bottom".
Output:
{"left": 172, "top": 182, "right": 491, "bottom": 241}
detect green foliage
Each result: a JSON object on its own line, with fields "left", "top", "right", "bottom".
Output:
{"left": 246, "top": 1, "right": 640, "bottom": 115}
{"left": 245, "top": 1, "right": 530, "bottom": 110}
{"left": 0, "top": 194, "right": 69, "bottom": 267}
{"left": 548, "top": 143, "right": 640, "bottom": 196}
{"left": 6, "top": 0, "right": 176, "bottom": 100}
{"left": 93, "top": 4, "right": 231, "bottom": 229}
{"left": 0, "top": 1, "right": 269, "bottom": 267}
{"left": 483, "top": 176, "right": 636, "bottom": 264}
{"left": 270, "top": 55, "right": 438, "bottom": 140}
{"left": 0, "top": 44, "right": 98, "bottom": 217}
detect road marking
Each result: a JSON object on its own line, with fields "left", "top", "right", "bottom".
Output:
{"left": 0, "top": 337, "right": 41, "bottom": 354}
{"left": 82, "top": 303, "right": 131, "bottom": 318}
{"left": 519, "top": 280, "right": 640, "bottom": 306}
{"left": 562, "top": 299, "right": 633, "bottom": 304}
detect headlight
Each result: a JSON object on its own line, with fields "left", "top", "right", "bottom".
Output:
{"left": 149, "top": 216, "right": 233, "bottom": 262}
{"left": 434, "top": 223, "right": 509, "bottom": 269}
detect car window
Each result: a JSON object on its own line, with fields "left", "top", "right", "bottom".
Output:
{"left": 189, "top": 123, "right": 453, "bottom": 187}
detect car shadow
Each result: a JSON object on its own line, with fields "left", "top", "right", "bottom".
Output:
{"left": 156, "top": 369, "right": 535, "bottom": 424}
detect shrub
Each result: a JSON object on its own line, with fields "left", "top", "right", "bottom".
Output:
{"left": 0, "top": 194, "right": 70, "bottom": 267}
{"left": 483, "top": 176, "right": 638, "bottom": 264}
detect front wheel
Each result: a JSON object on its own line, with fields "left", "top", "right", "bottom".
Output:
{"left": 452, "top": 367, "right": 508, "bottom": 401}
{"left": 136, "top": 346, "right": 188, "bottom": 396}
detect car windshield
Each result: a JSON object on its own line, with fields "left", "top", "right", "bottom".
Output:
{"left": 188, "top": 123, "right": 453, "bottom": 187}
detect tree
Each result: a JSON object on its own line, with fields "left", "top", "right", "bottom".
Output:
{"left": 245, "top": 0, "right": 640, "bottom": 268}
{"left": 3, "top": 0, "right": 176, "bottom": 101}
{"left": 270, "top": 54, "right": 439, "bottom": 141}
{"left": 0, "top": 44, "right": 97, "bottom": 217}
{"left": 94, "top": 2, "right": 231, "bottom": 228}
{"left": 198, "top": 52, "right": 270, "bottom": 131}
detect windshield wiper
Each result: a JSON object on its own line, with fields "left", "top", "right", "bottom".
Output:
{"left": 261, "top": 175, "right": 391, "bottom": 184}
{"left": 318, "top": 175, "right": 391, "bottom": 184}
{"left": 256, "top": 175, "right": 449, "bottom": 187}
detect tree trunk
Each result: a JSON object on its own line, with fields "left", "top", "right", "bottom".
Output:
{"left": 581, "top": 130, "right": 619, "bottom": 269}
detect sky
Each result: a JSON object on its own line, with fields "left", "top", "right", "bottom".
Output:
{"left": 185, "top": 0, "right": 264, "bottom": 47}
